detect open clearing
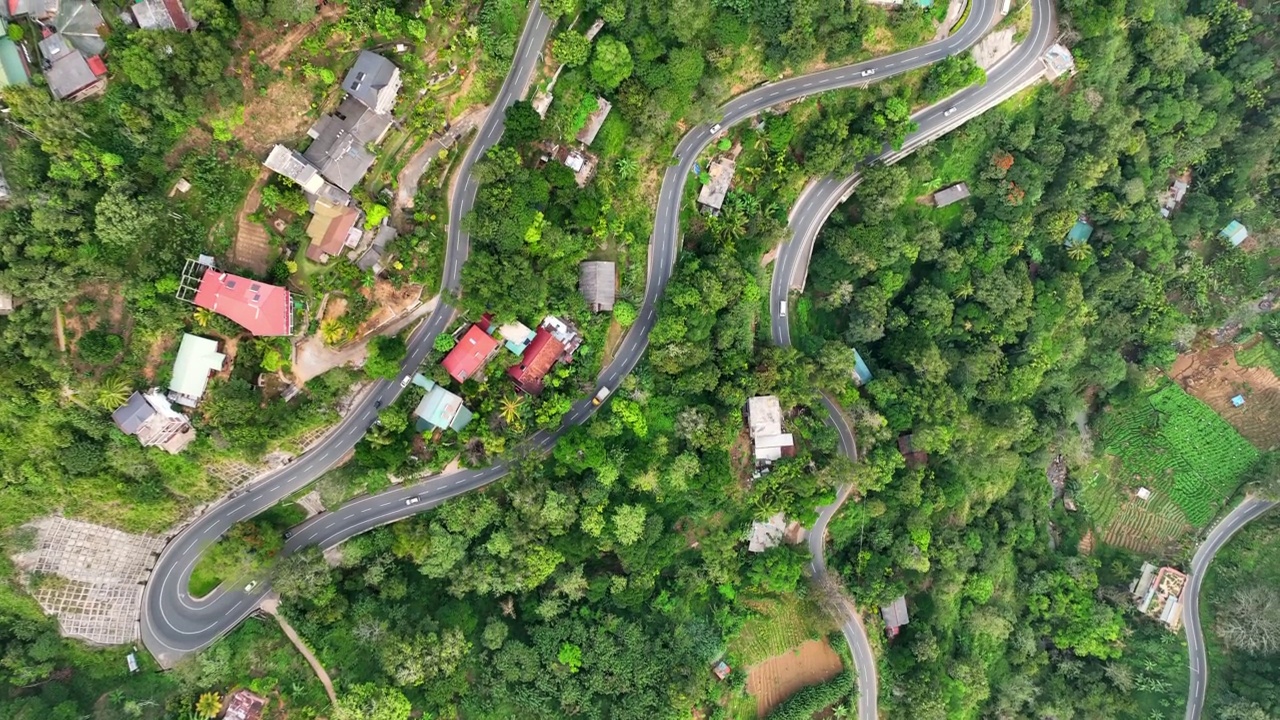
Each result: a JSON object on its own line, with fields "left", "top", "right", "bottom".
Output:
{"left": 729, "top": 594, "right": 838, "bottom": 665}
{"left": 1172, "top": 339, "right": 1280, "bottom": 451}
{"left": 745, "top": 639, "right": 844, "bottom": 718}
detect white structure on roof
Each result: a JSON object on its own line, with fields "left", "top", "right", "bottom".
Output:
{"left": 748, "top": 512, "right": 787, "bottom": 553}
{"left": 747, "top": 395, "right": 794, "bottom": 464}
{"left": 167, "top": 334, "right": 225, "bottom": 407}
{"left": 498, "top": 321, "right": 536, "bottom": 354}
{"left": 264, "top": 145, "right": 326, "bottom": 195}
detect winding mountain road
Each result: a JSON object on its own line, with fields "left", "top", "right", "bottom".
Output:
{"left": 1183, "top": 497, "right": 1276, "bottom": 720}
{"left": 140, "top": 3, "right": 1055, "bottom": 705}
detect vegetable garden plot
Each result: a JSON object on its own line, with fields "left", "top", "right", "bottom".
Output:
{"left": 1096, "top": 383, "right": 1257, "bottom": 527}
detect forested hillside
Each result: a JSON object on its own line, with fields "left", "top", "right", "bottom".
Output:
{"left": 0, "top": 0, "right": 1278, "bottom": 719}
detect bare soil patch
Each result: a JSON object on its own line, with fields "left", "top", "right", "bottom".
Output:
{"left": 323, "top": 296, "right": 349, "bottom": 324}
{"left": 357, "top": 280, "right": 423, "bottom": 336}
{"left": 141, "top": 334, "right": 178, "bottom": 383}
{"left": 1170, "top": 344, "right": 1280, "bottom": 451}
{"left": 746, "top": 640, "right": 844, "bottom": 717}
{"left": 232, "top": 168, "right": 274, "bottom": 274}
{"left": 62, "top": 283, "right": 131, "bottom": 361}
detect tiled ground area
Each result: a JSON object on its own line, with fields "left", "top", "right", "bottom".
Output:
{"left": 11, "top": 517, "right": 165, "bottom": 646}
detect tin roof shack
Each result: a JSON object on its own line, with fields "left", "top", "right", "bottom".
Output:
{"left": 1221, "top": 220, "right": 1249, "bottom": 247}
{"left": 579, "top": 261, "right": 616, "bottom": 312}
{"left": 712, "top": 661, "right": 731, "bottom": 681}
{"left": 223, "top": 690, "right": 267, "bottom": 720}
{"left": 697, "top": 158, "right": 736, "bottom": 214}
{"left": 852, "top": 349, "right": 873, "bottom": 386}
{"left": 0, "top": 18, "right": 30, "bottom": 89}
{"left": 1136, "top": 565, "right": 1187, "bottom": 631}
{"left": 1065, "top": 219, "right": 1094, "bottom": 247}
{"left": 932, "top": 182, "right": 971, "bottom": 208}
{"left": 38, "top": 31, "right": 105, "bottom": 101}
{"left": 130, "top": 0, "right": 195, "bottom": 30}
{"left": 881, "top": 596, "right": 910, "bottom": 638}
{"left": 747, "top": 512, "right": 787, "bottom": 552}
{"left": 112, "top": 391, "right": 195, "bottom": 453}
{"left": 413, "top": 380, "right": 474, "bottom": 432}
{"left": 746, "top": 395, "right": 794, "bottom": 465}
{"left": 1042, "top": 43, "right": 1077, "bottom": 80}
{"left": 1159, "top": 170, "right": 1191, "bottom": 218}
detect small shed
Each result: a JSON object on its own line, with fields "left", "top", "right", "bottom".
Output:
{"left": 932, "top": 182, "right": 971, "bottom": 208}
{"left": 712, "top": 661, "right": 731, "bottom": 681}
{"left": 1231, "top": 394, "right": 1245, "bottom": 407}
{"left": 1136, "top": 487, "right": 1152, "bottom": 501}
{"left": 1220, "top": 220, "right": 1249, "bottom": 247}
{"left": 697, "top": 158, "right": 737, "bottom": 213}
{"left": 852, "top": 349, "right": 873, "bottom": 386}
{"left": 881, "top": 596, "right": 909, "bottom": 637}
{"left": 1065, "top": 219, "right": 1094, "bottom": 246}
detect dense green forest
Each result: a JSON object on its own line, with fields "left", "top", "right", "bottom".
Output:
{"left": 1, "top": 0, "right": 1280, "bottom": 719}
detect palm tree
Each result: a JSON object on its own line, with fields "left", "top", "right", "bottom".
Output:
{"left": 952, "top": 281, "right": 975, "bottom": 300}
{"left": 194, "top": 692, "right": 222, "bottom": 720}
{"left": 499, "top": 395, "right": 523, "bottom": 425}
{"left": 95, "top": 376, "right": 131, "bottom": 411}
{"left": 615, "top": 157, "right": 638, "bottom": 180}
{"left": 1067, "top": 240, "right": 1093, "bottom": 261}
{"left": 833, "top": 705, "right": 850, "bottom": 719}
{"left": 193, "top": 307, "right": 214, "bottom": 328}
{"left": 320, "top": 319, "right": 345, "bottom": 345}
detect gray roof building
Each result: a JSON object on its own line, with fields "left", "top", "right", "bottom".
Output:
{"left": 932, "top": 182, "right": 970, "bottom": 208}
{"left": 303, "top": 100, "right": 388, "bottom": 193}
{"left": 5, "top": 0, "right": 58, "bottom": 19}
{"left": 38, "top": 32, "right": 104, "bottom": 101}
{"left": 579, "top": 261, "right": 616, "bottom": 312}
{"left": 576, "top": 97, "right": 612, "bottom": 146}
{"left": 342, "top": 51, "right": 401, "bottom": 115}
{"left": 357, "top": 223, "right": 396, "bottom": 272}
{"left": 112, "top": 391, "right": 195, "bottom": 454}
{"left": 130, "top": 0, "right": 195, "bottom": 30}
{"left": 697, "top": 158, "right": 736, "bottom": 213}
{"left": 881, "top": 596, "right": 909, "bottom": 632}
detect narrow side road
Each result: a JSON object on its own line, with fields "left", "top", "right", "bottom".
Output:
{"left": 1183, "top": 497, "right": 1276, "bottom": 720}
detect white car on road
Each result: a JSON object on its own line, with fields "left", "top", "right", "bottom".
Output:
{"left": 243, "top": 581, "right": 258, "bottom": 593}
{"left": 405, "top": 497, "right": 421, "bottom": 506}
{"left": 400, "top": 375, "right": 412, "bottom": 388}
{"left": 709, "top": 123, "right": 722, "bottom": 135}
{"left": 944, "top": 106, "right": 958, "bottom": 117}
{"left": 861, "top": 68, "right": 876, "bottom": 77}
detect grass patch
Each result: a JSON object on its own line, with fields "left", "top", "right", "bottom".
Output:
{"left": 1094, "top": 381, "right": 1258, "bottom": 526}
{"left": 188, "top": 501, "right": 306, "bottom": 596}
{"left": 728, "top": 594, "right": 838, "bottom": 666}
{"left": 1236, "top": 334, "right": 1280, "bottom": 376}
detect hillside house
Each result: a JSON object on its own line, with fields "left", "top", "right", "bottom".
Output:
{"left": 5, "top": 0, "right": 58, "bottom": 19}
{"left": 747, "top": 512, "right": 787, "bottom": 552}
{"left": 303, "top": 96, "right": 393, "bottom": 193}
{"left": 342, "top": 50, "right": 401, "bottom": 115}
{"left": 697, "top": 158, "right": 737, "bottom": 213}
{"left": 112, "top": 391, "right": 195, "bottom": 454}
{"left": 0, "top": 19, "right": 30, "bottom": 89}
{"left": 852, "top": 349, "right": 873, "bottom": 386}
{"left": 167, "top": 334, "right": 225, "bottom": 408}
{"left": 264, "top": 145, "right": 329, "bottom": 196}
{"left": 498, "top": 322, "right": 536, "bottom": 354}
{"left": 441, "top": 324, "right": 500, "bottom": 383}
{"left": 1159, "top": 171, "right": 1190, "bottom": 218}
{"left": 129, "top": 0, "right": 194, "bottom": 30}
{"left": 1043, "top": 43, "right": 1077, "bottom": 80}
{"left": 747, "top": 395, "right": 794, "bottom": 464}
{"left": 224, "top": 690, "right": 267, "bottom": 720}
{"left": 507, "top": 317, "right": 580, "bottom": 394}
{"left": 576, "top": 97, "right": 612, "bottom": 146}
{"left": 881, "top": 596, "right": 910, "bottom": 637}
{"left": 0, "top": 290, "right": 12, "bottom": 314}
{"left": 1135, "top": 565, "right": 1187, "bottom": 631}
{"left": 305, "top": 199, "right": 362, "bottom": 263}
{"left": 38, "top": 31, "right": 105, "bottom": 101}
{"left": 413, "top": 380, "right": 473, "bottom": 432}
{"left": 579, "top": 261, "right": 616, "bottom": 312}
{"left": 712, "top": 661, "right": 731, "bottom": 681}
{"left": 177, "top": 258, "right": 294, "bottom": 336}
{"left": 932, "top": 182, "right": 971, "bottom": 208}
{"left": 1221, "top": 220, "right": 1248, "bottom": 247}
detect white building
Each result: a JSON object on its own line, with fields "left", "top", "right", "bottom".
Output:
{"left": 167, "top": 333, "right": 225, "bottom": 407}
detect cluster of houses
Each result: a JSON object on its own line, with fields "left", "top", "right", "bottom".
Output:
{"left": 111, "top": 333, "right": 226, "bottom": 453}
{"left": 1132, "top": 562, "right": 1187, "bottom": 631}
{"left": 0, "top": 0, "right": 195, "bottom": 100}
{"left": 264, "top": 51, "right": 401, "bottom": 268}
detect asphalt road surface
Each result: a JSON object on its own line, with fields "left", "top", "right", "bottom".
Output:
{"left": 139, "top": 0, "right": 1044, "bottom": 679}
{"left": 1183, "top": 497, "right": 1276, "bottom": 720}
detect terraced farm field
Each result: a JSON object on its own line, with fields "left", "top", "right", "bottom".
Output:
{"left": 1083, "top": 382, "right": 1258, "bottom": 553}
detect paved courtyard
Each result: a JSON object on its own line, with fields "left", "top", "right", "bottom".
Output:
{"left": 11, "top": 517, "right": 165, "bottom": 646}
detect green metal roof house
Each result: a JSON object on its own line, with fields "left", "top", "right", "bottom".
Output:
{"left": 1220, "top": 220, "right": 1248, "bottom": 247}
{"left": 853, "top": 349, "right": 873, "bottom": 387}
{"left": 0, "top": 20, "right": 30, "bottom": 89}
{"left": 414, "top": 381, "right": 474, "bottom": 433}
{"left": 1065, "top": 219, "right": 1094, "bottom": 246}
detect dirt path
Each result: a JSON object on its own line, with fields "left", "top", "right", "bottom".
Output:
{"left": 395, "top": 106, "right": 489, "bottom": 215}
{"left": 232, "top": 168, "right": 273, "bottom": 274}
{"left": 260, "top": 594, "right": 337, "bottom": 707}
{"left": 54, "top": 307, "right": 67, "bottom": 352}
{"left": 255, "top": 3, "right": 344, "bottom": 69}
{"left": 934, "top": 0, "right": 968, "bottom": 41}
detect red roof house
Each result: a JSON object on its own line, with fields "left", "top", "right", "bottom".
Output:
{"left": 507, "top": 326, "right": 566, "bottom": 394}
{"left": 193, "top": 268, "right": 293, "bottom": 336}
{"left": 223, "top": 689, "right": 267, "bottom": 720}
{"left": 441, "top": 324, "right": 499, "bottom": 383}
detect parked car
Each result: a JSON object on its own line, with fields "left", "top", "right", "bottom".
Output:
{"left": 780, "top": 301, "right": 788, "bottom": 317}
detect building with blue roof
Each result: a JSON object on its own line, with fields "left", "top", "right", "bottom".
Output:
{"left": 1065, "top": 219, "right": 1094, "bottom": 246}
{"left": 853, "top": 349, "right": 873, "bottom": 386}
{"left": 413, "top": 381, "right": 473, "bottom": 433}
{"left": 1220, "top": 221, "right": 1248, "bottom": 247}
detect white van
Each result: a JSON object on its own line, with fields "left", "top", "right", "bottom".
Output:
{"left": 779, "top": 301, "right": 788, "bottom": 317}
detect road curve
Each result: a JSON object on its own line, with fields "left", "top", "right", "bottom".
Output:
{"left": 773, "top": 2, "right": 1056, "bottom": 716}
{"left": 140, "top": 0, "right": 1011, "bottom": 668}
{"left": 1183, "top": 497, "right": 1276, "bottom": 720}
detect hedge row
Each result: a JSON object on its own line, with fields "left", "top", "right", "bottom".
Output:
{"left": 765, "top": 669, "right": 855, "bottom": 720}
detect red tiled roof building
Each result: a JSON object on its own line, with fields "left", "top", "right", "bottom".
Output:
{"left": 507, "top": 326, "right": 566, "bottom": 394}
{"left": 193, "top": 268, "right": 293, "bottom": 336}
{"left": 441, "top": 324, "right": 499, "bottom": 383}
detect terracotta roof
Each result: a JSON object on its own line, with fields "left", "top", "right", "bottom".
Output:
{"left": 305, "top": 202, "right": 360, "bottom": 262}
{"left": 441, "top": 325, "right": 498, "bottom": 382}
{"left": 506, "top": 326, "right": 565, "bottom": 394}
{"left": 224, "top": 689, "right": 267, "bottom": 720}
{"left": 192, "top": 268, "right": 292, "bottom": 336}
